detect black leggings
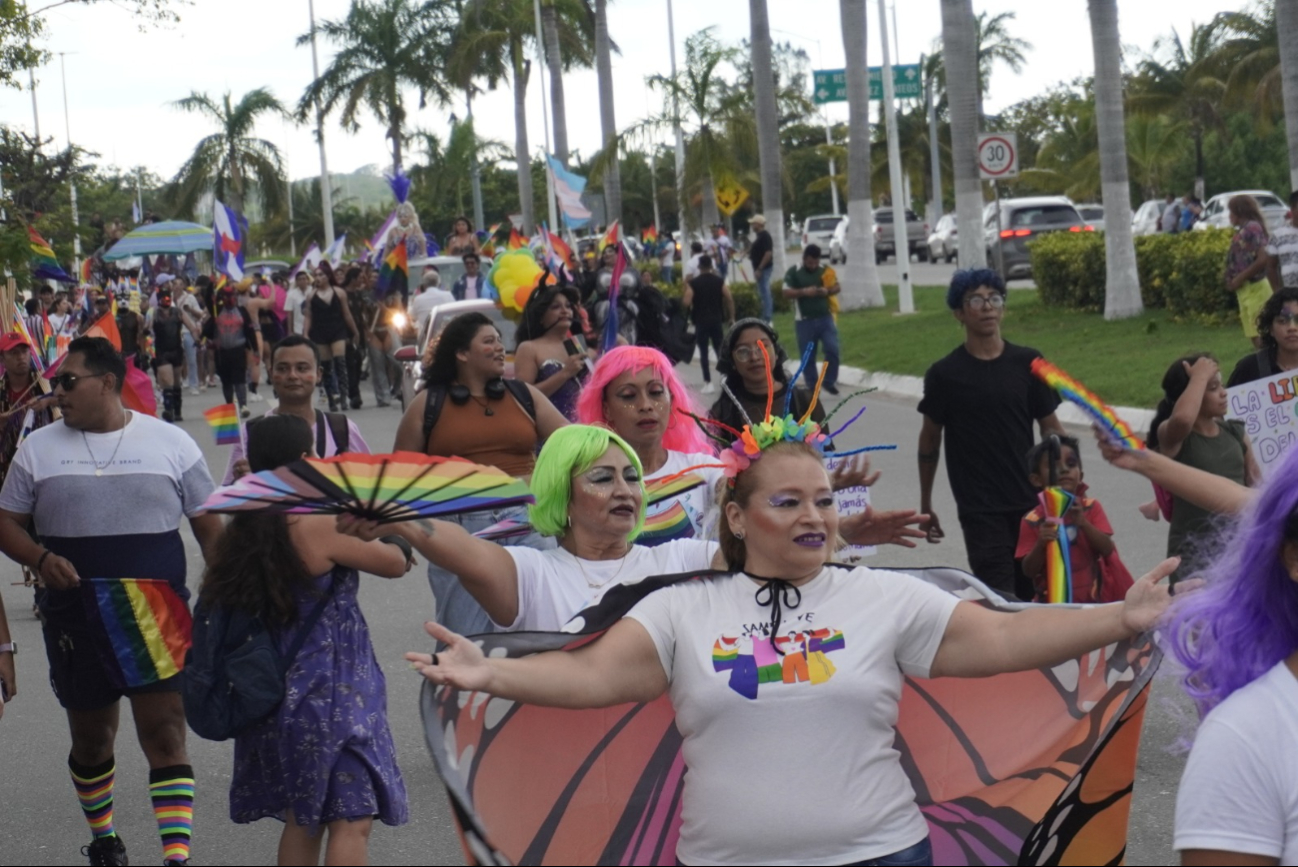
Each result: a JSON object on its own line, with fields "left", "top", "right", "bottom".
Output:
{"left": 215, "top": 347, "right": 248, "bottom": 407}
{"left": 694, "top": 320, "right": 724, "bottom": 382}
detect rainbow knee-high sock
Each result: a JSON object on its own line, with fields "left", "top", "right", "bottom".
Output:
{"left": 148, "top": 765, "right": 194, "bottom": 863}
{"left": 69, "top": 755, "right": 117, "bottom": 840}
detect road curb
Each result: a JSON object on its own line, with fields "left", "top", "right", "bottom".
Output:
{"left": 835, "top": 365, "right": 1157, "bottom": 436}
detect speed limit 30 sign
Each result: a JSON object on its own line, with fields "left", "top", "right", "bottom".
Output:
{"left": 978, "top": 132, "right": 1018, "bottom": 180}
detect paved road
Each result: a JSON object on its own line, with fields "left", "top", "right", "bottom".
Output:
{"left": 0, "top": 351, "right": 1183, "bottom": 865}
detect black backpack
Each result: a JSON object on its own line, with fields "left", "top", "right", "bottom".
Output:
{"left": 421, "top": 379, "right": 536, "bottom": 444}
{"left": 182, "top": 570, "right": 338, "bottom": 741}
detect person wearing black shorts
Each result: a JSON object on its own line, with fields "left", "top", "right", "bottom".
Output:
{"left": 146, "top": 285, "right": 197, "bottom": 423}
{"left": 682, "top": 255, "right": 734, "bottom": 395}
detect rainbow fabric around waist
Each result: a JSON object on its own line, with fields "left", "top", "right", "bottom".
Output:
{"left": 82, "top": 578, "right": 193, "bottom": 688}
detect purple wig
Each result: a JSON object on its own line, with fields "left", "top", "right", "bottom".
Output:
{"left": 575, "top": 345, "right": 715, "bottom": 455}
{"left": 1165, "top": 443, "right": 1298, "bottom": 718}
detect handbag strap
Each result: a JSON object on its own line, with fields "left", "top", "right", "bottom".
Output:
{"left": 280, "top": 568, "right": 341, "bottom": 674}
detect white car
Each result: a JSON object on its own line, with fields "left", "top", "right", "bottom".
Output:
{"left": 829, "top": 217, "right": 850, "bottom": 264}
{"left": 1132, "top": 200, "right": 1164, "bottom": 236}
{"left": 408, "top": 253, "right": 494, "bottom": 292}
{"left": 396, "top": 298, "right": 518, "bottom": 408}
{"left": 1195, "top": 190, "right": 1289, "bottom": 232}
{"left": 926, "top": 214, "right": 958, "bottom": 263}
{"left": 802, "top": 214, "right": 843, "bottom": 254}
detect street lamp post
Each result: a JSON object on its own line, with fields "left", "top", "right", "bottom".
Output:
{"left": 878, "top": 0, "right": 914, "bottom": 313}
{"left": 58, "top": 52, "right": 81, "bottom": 278}
{"left": 666, "top": 0, "right": 687, "bottom": 240}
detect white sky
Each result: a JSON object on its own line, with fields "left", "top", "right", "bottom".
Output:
{"left": 1, "top": 0, "right": 1248, "bottom": 192}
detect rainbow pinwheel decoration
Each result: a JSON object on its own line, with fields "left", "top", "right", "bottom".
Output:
{"left": 201, "top": 452, "right": 534, "bottom": 523}
{"left": 1039, "top": 486, "right": 1076, "bottom": 604}
{"left": 1031, "top": 358, "right": 1145, "bottom": 450}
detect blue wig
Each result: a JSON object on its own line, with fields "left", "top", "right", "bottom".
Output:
{"left": 946, "top": 268, "right": 1006, "bottom": 310}
{"left": 1165, "top": 443, "right": 1298, "bottom": 719}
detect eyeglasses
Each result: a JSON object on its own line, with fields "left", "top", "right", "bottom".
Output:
{"left": 1274, "top": 313, "right": 1298, "bottom": 326}
{"left": 51, "top": 372, "right": 107, "bottom": 392}
{"left": 732, "top": 341, "right": 776, "bottom": 363}
{"left": 965, "top": 294, "right": 1005, "bottom": 311}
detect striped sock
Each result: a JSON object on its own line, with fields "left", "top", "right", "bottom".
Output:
{"left": 148, "top": 764, "right": 194, "bottom": 863}
{"left": 69, "top": 755, "right": 117, "bottom": 840}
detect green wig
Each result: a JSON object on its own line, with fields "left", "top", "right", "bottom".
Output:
{"left": 529, "top": 424, "right": 646, "bottom": 540}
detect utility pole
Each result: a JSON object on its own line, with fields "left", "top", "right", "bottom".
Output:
{"left": 667, "top": 0, "right": 687, "bottom": 240}
{"left": 307, "top": 0, "right": 335, "bottom": 247}
{"left": 878, "top": 0, "right": 913, "bottom": 313}
{"left": 28, "top": 65, "right": 40, "bottom": 141}
{"left": 58, "top": 52, "right": 81, "bottom": 278}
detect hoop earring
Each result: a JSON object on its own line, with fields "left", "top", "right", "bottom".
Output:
{"left": 734, "top": 531, "right": 745, "bottom": 541}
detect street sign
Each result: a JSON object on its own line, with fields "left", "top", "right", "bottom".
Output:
{"left": 813, "top": 69, "right": 848, "bottom": 104}
{"left": 813, "top": 65, "right": 923, "bottom": 104}
{"left": 978, "top": 132, "right": 1019, "bottom": 180}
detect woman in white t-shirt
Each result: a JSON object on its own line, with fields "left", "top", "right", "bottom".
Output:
{"left": 1168, "top": 443, "right": 1298, "bottom": 866}
{"left": 410, "top": 439, "right": 1177, "bottom": 866}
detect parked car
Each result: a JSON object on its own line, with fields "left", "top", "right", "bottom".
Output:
{"left": 1075, "top": 203, "right": 1105, "bottom": 232}
{"left": 983, "top": 197, "right": 1089, "bottom": 282}
{"left": 873, "top": 208, "right": 929, "bottom": 263}
{"left": 396, "top": 298, "right": 518, "bottom": 408}
{"left": 926, "top": 214, "right": 958, "bottom": 263}
{"left": 408, "top": 253, "right": 494, "bottom": 293}
{"left": 1132, "top": 199, "right": 1164, "bottom": 236}
{"left": 1195, "top": 190, "right": 1289, "bottom": 232}
{"left": 829, "top": 218, "right": 850, "bottom": 264}
{"left": 801, "top": 214, "right": 844, "bottom": 252}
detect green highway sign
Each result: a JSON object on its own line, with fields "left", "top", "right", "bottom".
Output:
{"left": 813, "top": 65, "right": 923, "bottom": 104}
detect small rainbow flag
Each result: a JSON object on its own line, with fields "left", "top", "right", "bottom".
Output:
{"left": 600, "top": 219, "right": 620, "bottom": 251}
{"left": 28, "top": 226, "right": 74, "bottom": 283}
{"left": 1039, "top": 486, "right": 1075, "bottom": 604}
{"left": 642, "top": 225, "right": 658, "bottom": 243}
{"left": 82, "top": 578, "right": 192, "bottom": 688}
{"left": 203, "top": 403, "right": 241, "bottom": 446}
{"left": 507, "top": 228, "right": 526, "bottom": 251}
{"left": 1031, "top": 358, "right": 1145, "bottom": 450}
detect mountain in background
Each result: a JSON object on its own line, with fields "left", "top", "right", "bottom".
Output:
{"left": 291, "top": 165, "right": 392, "bottom": 211}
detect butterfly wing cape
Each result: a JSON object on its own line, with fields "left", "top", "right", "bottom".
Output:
{"left": 421, "top": 566, "right": 1159, "bottom": 866}
{"left": 201, "top": 452, "right": 534, "bottom": 522}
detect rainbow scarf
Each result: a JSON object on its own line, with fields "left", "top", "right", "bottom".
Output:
{"left": 82, "top": 578, "right": 192, "bottom": 688}
{"left": 1039, "top": 487, "right": 1076, "bottom": 604}
{"left": 202, "top": 403, "right": 241, "bottom": 446}
{"left": 1031, "top": 358, "right": 1145, "bottom": 450}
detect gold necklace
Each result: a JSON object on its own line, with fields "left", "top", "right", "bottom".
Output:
{"left": 573, "top": 544, "right": 633, "bottom": 589}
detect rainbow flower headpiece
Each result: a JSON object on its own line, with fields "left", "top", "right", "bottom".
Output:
{"left": 669, "top": 342, "right": 896, "bottom": 486}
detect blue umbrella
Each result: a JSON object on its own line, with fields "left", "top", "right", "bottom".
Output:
{"left": 102, "top": 221, "right": 212, "bottom": 261}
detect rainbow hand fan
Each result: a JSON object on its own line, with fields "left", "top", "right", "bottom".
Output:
{"left": 1039, "top": 486, "right": 1076, "bottom": 604}
{"left": 1030, "top": 358, "right": 1145, "bottom": 450}
{"left": 201, "top": 452, "right": 534, "bottom": 523}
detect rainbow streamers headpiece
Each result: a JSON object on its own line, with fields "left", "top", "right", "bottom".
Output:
{"left": 1038, "top": 486, "right": 1075, "bottom": 604}
{"left": 1031, "top": 358, "right": 1145, "bottom": 450}
{"left": 671, "top": 342, "right": 896, "bottom": 485}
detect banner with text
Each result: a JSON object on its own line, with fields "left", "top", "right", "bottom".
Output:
{"left": 1226, "top": 369, "right": 1298, "bottom": 477}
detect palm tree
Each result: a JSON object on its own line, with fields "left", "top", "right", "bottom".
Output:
{"left": 939, "top": 0, "right": 984, "bottom": 268}
{"left": 1088, "top": 0, "right": 1142, "bottom": 320}
{"left": 1128, "top": 23, "right": 1228, "bottom": 198}
{"left": 927, "top": 11, "right": 1032, "bottom": 126}
{"left": 1213, "top": 5, "right": 1282, "bottom": 119}
{"left": 1022, "top": 99, "right": 1100, "bottom": 200}
{"left": 297, "top": 0, "right": 454, "bottom": 175}
{"left": 167, "top": 88, "right": 289, "bottom": 218}
{"left": 1126, "top": 114, "right": 1187, "bottom": 200}
{"left": 594, "top": 0, "right": 622, "bottom": 225}
{"left": 541, "top": 0, "right": 571, "bottom": 165}
{"left": 1274, "top": 0, "right": 1298, "bottom": 190}
{"left": 839, "top": 0, "right": 884, "bottom": 308}
{"left": 749, "top": 0, "right": 786, "bottom": 279}
{"left": 451, "top": 0, "right": 593, "bottom": 233}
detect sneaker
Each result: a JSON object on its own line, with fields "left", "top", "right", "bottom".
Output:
{"left": 701, "top": 381, "right": 717, "bottom": 395}
{"left": 248, "top": 391, "right": 265, "bottom": 403}
{"left": 240, "top": 405, "right": 251, "bottom": 419}
{"left": 189, "top": 387, "right": 199, "bottom": 396}
{"left": 350, "top": 399, "right": 363, "bottom": 410}
{"left": 823, "top": 383, "right": 839, "bottom": 396}
{"left": 82, "top": 834, "right": 128, "bottom": 866}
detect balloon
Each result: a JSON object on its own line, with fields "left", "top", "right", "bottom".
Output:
{"left": 487, "top": 250, "right": 549, "bottom": 315}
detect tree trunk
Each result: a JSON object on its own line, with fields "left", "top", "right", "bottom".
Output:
{"left": 940, "top": 0, "right": 985, "bottom": 268}
{"left": 749, "top": 0, "right": 787, "bottom": 280}
{"left": 595, "top": 0, "right": 621, "bottom": 225}
{"left": 542, "top": 1, "right": 569, "bottom": 166}
{"left": 514, "top": 52, "right": 535, "bottom": 233}
{"left": 701, "top": 168, "right": 721, "bottom": 229}
{"left": 839, "top": 0, "right": 884, "bottom": 308}
{"left": 1279, "top": 0, "right": 1298, "bottom": 191}
{"left": 1193, "top": 129, "right": 1204, "bottom": 200}
{"left": 1089, "top": 0, "right": 1142, "bottom": 320}
{"left": 390, "top": 93, "right": 404, "bottom": 174}
{"left": 228, "top": 142, "right": 244, "bottom": 213}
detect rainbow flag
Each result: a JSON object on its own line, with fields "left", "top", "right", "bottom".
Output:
{"left": 507, "top": 228, "right": 526, "bottom": 251}
{"left": 82, "top": 578, "right": 192, "bottom": 688}
{"left": 480, "top": 223, "right": 502, "bottom": 258}
{"left": 1039, "top": 486, "right": 1076, "bottom": 604}
{"left": 376, "top": 242, "right": 408, "bottom": 298}
{"left": 28, "top": 226, "right": 74, "bottom": 283}
{"left": 642, "top": 225, "right": 658, "bottom": 243}
{"left": 546, "top": 230, "right": 576, "bottom": 271}
{"left": 600, "top": 220, "right": 620, "bottom": 251}
{"left": 203, "top": 403, "right": 241, "bottom": 446}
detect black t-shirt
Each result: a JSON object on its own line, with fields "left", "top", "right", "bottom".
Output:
{"left": 1226, "top": 348, "right": 1282, "bottom": 387}
{"left": 918, "top": 341, "right": 1061, "bottom": 515}
{"left": 689, "top": 273, "right": 726, "bottom": 325}
{"left": 748, "top": 230, "right": 773, "bottom": 269}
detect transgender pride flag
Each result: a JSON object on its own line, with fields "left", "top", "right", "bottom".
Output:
{"left": 546, "top": 155, "right": 592, "bottom": 229}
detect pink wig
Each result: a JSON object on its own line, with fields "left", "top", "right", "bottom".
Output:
{"left": 576, "top": 345, "right": 715, "bottom": 455}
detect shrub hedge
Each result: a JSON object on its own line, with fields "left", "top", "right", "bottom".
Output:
{"left": 655, "top": 274, "right": 792, "bottom": 320}
{"left": 1028, "top": 229, "right": 1237, "bottom": 319}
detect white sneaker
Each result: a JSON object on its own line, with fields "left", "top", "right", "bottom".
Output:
{"left": 249, "top": 391, "right": 265, "bottom": 403}
{"left": 701, "top": 381, "right": 717, "bottom": 395}
{"left": 240, "top": 406, "right": 251, "bottom": 419}
{"left": 189, "top": 386, "right": 200, "bottom": 396}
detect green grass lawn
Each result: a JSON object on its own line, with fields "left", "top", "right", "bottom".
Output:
{"left": 771, "top": 286, "right": 1249, "bottom": 408}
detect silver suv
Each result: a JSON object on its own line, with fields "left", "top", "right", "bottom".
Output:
{"left": 983, "top": 197, "right": 1089, "bottom": 282}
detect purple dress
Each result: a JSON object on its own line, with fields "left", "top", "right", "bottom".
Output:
{"left": 536, "top": 357, "right": 585, "bottom": 422}
{"left": 230, "top": 567, "right": 408, "bottom": 827}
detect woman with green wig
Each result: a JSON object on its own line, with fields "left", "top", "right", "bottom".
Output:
{"left": 344, "top": 425, "right": 721, "bottom": 633}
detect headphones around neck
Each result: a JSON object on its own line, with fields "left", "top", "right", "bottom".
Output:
{"left": 448, "top": 378, "right": 507, "bottom": 404}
